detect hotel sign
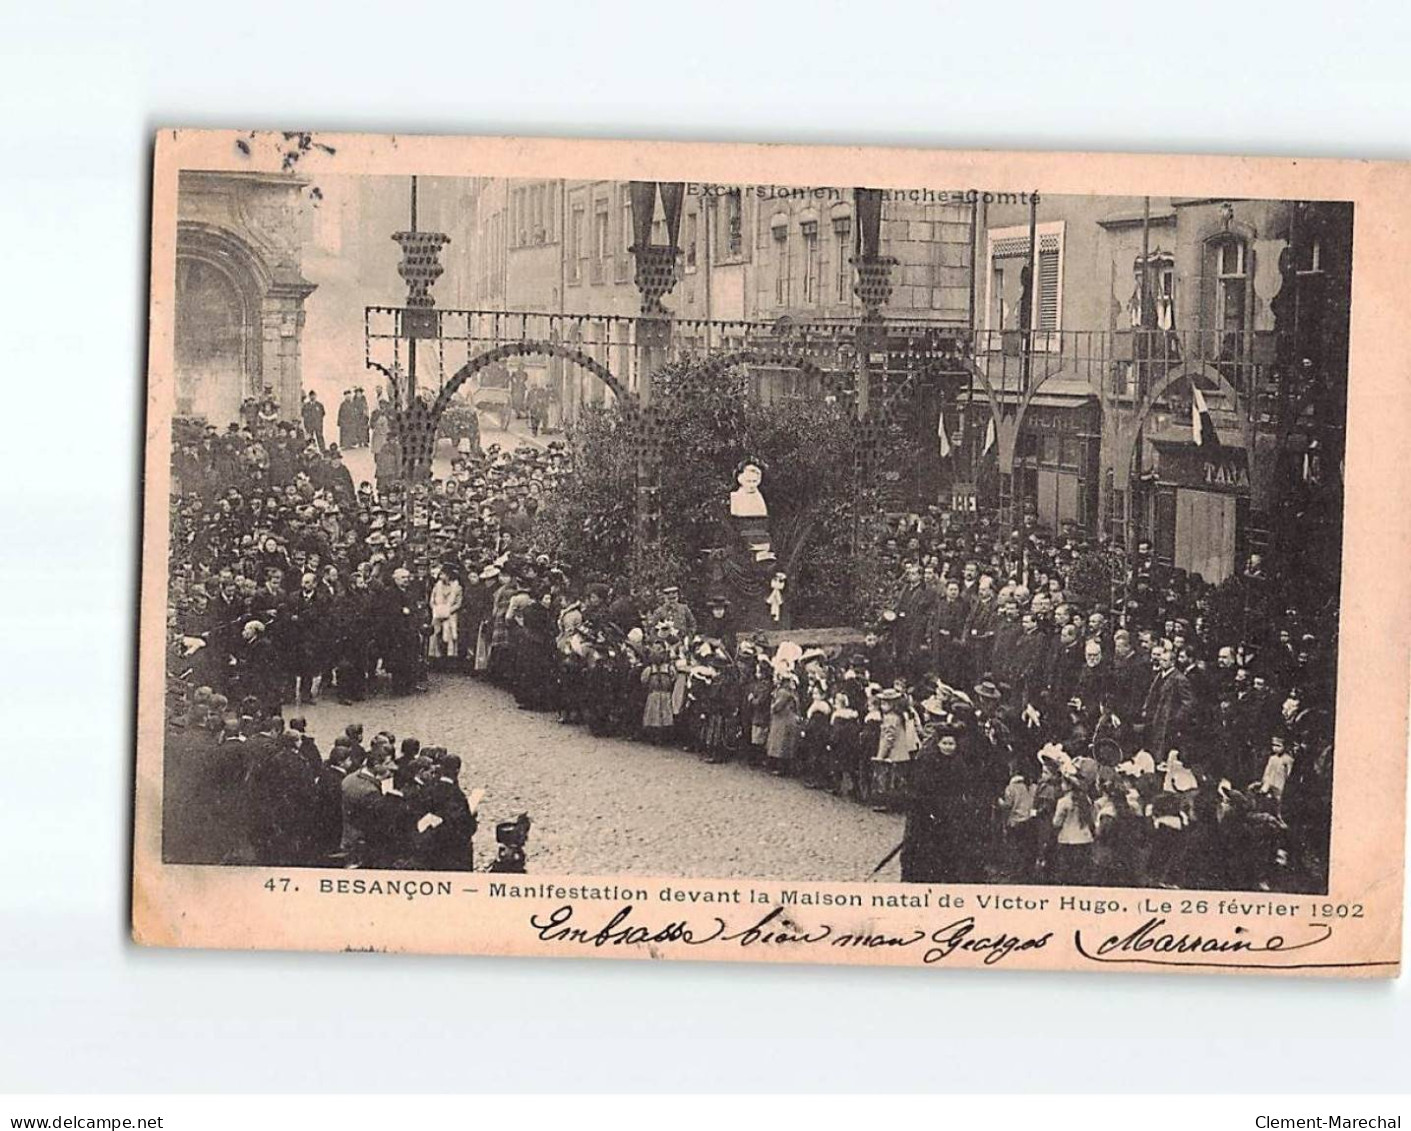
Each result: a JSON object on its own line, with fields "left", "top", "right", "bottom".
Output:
{"left": 1155, "top": 442, "right": 1250, "bottom": 494}
{"left": 1023, "top": 403, "right": 1099, "bottom": 435}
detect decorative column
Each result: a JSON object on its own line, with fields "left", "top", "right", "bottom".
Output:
{"left": 390, "top": 175, "right": 450, "bottom": 483}
{"left": 628, "top": 181, "right": 684, "bottom": 548}
{"left": 851, "top": 187, "right": 896, "bottom": 421}
{"left": 261, "top": 284, "right": 315, "bottom": 419}
{"left": 629, "top": 180, "right": 684, "bottom": 405}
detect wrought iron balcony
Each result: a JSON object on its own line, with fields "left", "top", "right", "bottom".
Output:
{"left": 972, "top": 326, "right": 1279, "bottom": 406}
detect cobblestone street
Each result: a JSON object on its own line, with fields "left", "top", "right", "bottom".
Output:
{"left": 298, "top": 674, "right": 904, "bottom": 882}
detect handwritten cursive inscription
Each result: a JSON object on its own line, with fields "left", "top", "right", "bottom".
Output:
{"left": 1074, "top": 917, "right": 1337, "bottom": 968}
{"left": 527, "top": 904, "right": 1050, "bottom": 965}
{"left": 529, "top": 904, "right": 716, "bottom": 948}
{"left": 923, "top": 917, "right": 1053, "bottom": 965}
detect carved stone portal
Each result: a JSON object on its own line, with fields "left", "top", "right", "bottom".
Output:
{"left": 175, "top": 171, "right": 316, "bottom": 423}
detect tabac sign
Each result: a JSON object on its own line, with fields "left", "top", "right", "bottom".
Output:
{"left": 1153, "top": 440, "right": 1251, "bottom": 494}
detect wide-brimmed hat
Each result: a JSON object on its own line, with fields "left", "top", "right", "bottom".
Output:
{"left": 973, "top": 678, "right": 1003, "bottom": 701}
{"left": 919, "top": 695, "right": 949, "bottom": 719}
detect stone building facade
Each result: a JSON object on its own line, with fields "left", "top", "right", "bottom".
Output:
{"left": 964, "top": 193, "right": 1348, "bottom": 582}
{"left": 456, "top": 178, "right": 976, "bottom": 420}
{"left": 174, "top": 171, "right": 316, "bottom": 423}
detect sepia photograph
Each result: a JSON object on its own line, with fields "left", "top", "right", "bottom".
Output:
{"left": 12, "top": 0, "right": 1411, "bottom": 1110}
{"left": 159, "top": 148, "right": 1351, "bottom": 896}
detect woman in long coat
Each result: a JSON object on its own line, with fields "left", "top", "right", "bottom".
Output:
{"left": 901, "top": 720, "right": 979, "bottom": 883}
{"left": 765, "top": 673, "right": 800, "bottom": 774}
{"left": 486, "top": 575, "right": 517, "bottom": 683}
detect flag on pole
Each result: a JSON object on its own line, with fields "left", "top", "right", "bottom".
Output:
{"left": 937, "top": 410, "right": 952, "bottom": 458}
{"left": 982, "top": 416, "right": 997, "bottom": 455}
{"left": 1303, "top": 439, "right": 1320, "bottom": 483}
{"left": 1191, "top": 383, "right": 1220, "bottom": 448}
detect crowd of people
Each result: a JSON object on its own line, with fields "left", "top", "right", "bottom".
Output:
{"left": 163, "top": 400, "right": 564, "bottom": 870}
{"left": 165, "top": 396, "right": 1337, "bottom": 890}
{"left": 463, "top": 531, "right": 1334, "bottom": 892}
{"left": 164, "top": 701, "right": 487, "bottom": 871}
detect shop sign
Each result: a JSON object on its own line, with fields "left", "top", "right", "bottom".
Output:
{"left": 1024, "top": 405, "right": 1094, "bottom": 434}
{"left": 1157, "top": 443, "right": 1250, "bottom": 493}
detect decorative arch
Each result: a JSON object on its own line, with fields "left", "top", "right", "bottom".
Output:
{"left": 1131, "top": 361, "right": 1247, "bottom": 441}
{"left": 669, "top": 347, "right": 849, "bottom": 402}
{"left": 177, "top": 220, "right": 274, "bottom": 295}
{"left": 433, "top": 340, "right": 631, "bottom": 418}
{"left": 175, "top": 221, "right": 272, "bottom": 414}
{"left": 953, "top": 353, "right": 1105, "bottom": 472}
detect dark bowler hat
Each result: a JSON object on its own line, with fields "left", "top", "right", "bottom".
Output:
{"left": 932, "top": 717, "right": 968, "bottom": 738}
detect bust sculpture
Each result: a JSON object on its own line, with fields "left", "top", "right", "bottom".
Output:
{"left": 711, "top": 460, "right": 788, "bottom": 631}
{"left": 729, "top": 462, "right": 768, "bottom": 518}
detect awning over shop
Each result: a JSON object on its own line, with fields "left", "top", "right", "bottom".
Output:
{"left": 959, "top": 373, "right": 1100, "bottom": 407}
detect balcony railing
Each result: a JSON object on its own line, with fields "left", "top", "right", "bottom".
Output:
{"left": 973, "top": 326, "right": 1278, "bottom": 405}
{"left": 364, "top": 303, "right": 1285, "bottom": 424}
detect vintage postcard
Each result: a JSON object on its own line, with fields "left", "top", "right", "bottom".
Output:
{"left": 134, "top": 129, "right": 1409, "bottom": 976}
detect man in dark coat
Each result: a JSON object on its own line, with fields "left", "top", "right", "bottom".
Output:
{"left": 246, "top": 728, "right": 317, "bottom": 866}
{"left": 1073, "top": 638, "right": 1109, "bottom": 720}
{"left": 320, "top": 447, "right": 356, "bottom": 511}
{"left": 284, "top": 571, "right": 327, "bottom": 705}
{"left": 310, "top": 743, "right": 350, "bottom": 864}
{"left": 416, "top": 753, "right": 478, "bottom": 870}
{"left": 337, "top": 390, "right": 356, "bottom": 449}
{"left": 335, "top": 571, "right": 375, "bottom": 703}
{"left": 352, "top": 387, "right": 370, "bottom": 447}
{"left": 301, "top": 391, "right": 326, "bottom": 452}
{"left": 895, "top": 563, "right": 937, "bottom": 681}
{"left": 1001, "top": 611, "right": 1050, "bottom": 713}
{"left": 379, "top": 567, "right": 427, "bottom": 695}
{"left": 1140, "top": 643, "right": 1196, "bottom": 759}
{"left": 927, "top": 579, "right": 970, "bottom": 685}
{"left": 339, "top": 752, "right": 384, "bottom": 866}
{"left": 962, "top": 580, "right": 999, "bottom": 686}
{"left": 1043, "top": 622, "right": 1085, "bottom": 715}
{"left": 1108, "top": 629, "right": 1148, "bottom": 725}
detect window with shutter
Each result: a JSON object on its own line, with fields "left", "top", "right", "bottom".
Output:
{"left": 801, "top": 221, "right": 819, "bottom": 303}
{"left": 1037, "top": 247, "right": 1060, "bottom": 331}
{"left": 618, "top": 191, "right": 633, "bottom": 281}
{"left": 984, "top": 221, "right": 1065, "bottom": 347}
{"left": 834, "top": 218, "right": 852, "bottom": 302}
